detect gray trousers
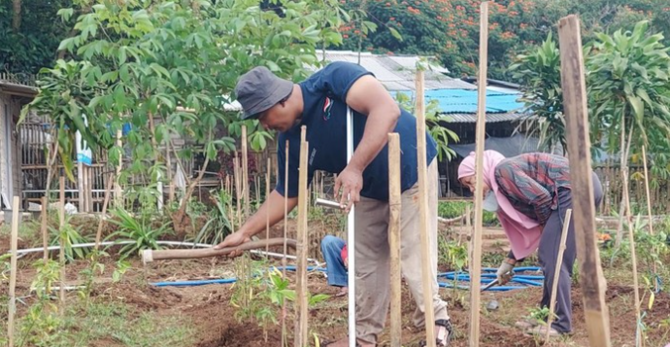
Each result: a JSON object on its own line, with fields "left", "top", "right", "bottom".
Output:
{"left": 354, "top": 159, "right": 449, "bottom": 344}
{"left": 538, "top": 172, "right": 603, "bottom": 333}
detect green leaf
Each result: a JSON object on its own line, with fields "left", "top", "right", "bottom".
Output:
{"left": 388, "top": 27, "right": 403, "bottom": 41}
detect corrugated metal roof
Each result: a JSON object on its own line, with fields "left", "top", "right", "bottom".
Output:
{"left": 321, "top": 50, "right": 477, "bottom": 90}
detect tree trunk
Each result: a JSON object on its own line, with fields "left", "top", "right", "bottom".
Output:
{"left": 12, "top": 0, "right": 21, "bottom": 31}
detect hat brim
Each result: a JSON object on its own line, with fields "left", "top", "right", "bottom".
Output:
{"left": 241, "top": 78, "right": 293, "bottom": 120}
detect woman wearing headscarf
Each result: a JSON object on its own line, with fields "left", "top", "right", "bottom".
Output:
{"left": 457, "top": 150, "right": 603, "bottom": 337}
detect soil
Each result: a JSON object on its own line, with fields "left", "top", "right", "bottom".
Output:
{"left": 4, "top": 218, "right": 670, "bottom": 347}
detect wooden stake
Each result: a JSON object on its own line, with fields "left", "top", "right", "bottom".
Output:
{"left": 59, "top": 176, "right": 66, "bottom": 316}
{"left": 241, "top": 125, "right": 250, "bottom": 219}
{"left": 41, "top": 196, "right": 49, "bottom": 262}
{"left": 558, "top": 14, "right": 612, "bottom": 347}
{"left": 469, "top": 3, "right": 489, "bottom": 346}
{"left": 415, "top": 69, "right": 436, "bottom": 347}
{"left": 546, "top": 208, "right": 573, "bottom": 344}
{"left": 295, "top": 126, "right": 309, "bottom": 347}
{"left": 622, "top": 166, "right": 642, "bottom": 345}
{"left": 388, "top": 133, "right": 402, "bottom": 347}
{"left": 641, "top": 145, "right": 659, "bottom": 292}
{"left": 266, "top": 157, "right": 271, "bottom": 257}
{"left": 95, "top": 174, "right": 115, "bottom": 251}
{"left": 8, "top": 196, "right": 20, "bottom": 347}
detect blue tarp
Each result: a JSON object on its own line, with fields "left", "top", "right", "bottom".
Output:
{"left": 394, "top": 88, "right": 524, "bottom": 114}
{"left": 426, "top": 89, "right": 524, "bottom": 113}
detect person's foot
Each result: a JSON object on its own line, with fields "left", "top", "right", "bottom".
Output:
{"left": 335, "top": 287, "right": 348, "bottom": 297}
{"left": 323, "top": 337, "right": 373, "bottom": 347}
{"left": 514, "top": 317, "right": 540, "bottom": 330}
{"left": 420, "top": 320, "right": 452, "bottom": 347}
{"left": 525, "top": 324, "right": 562, "bottom": 338}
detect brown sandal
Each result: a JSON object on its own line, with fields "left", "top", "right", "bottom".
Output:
{"left": 419, "top": 319, "right": 453, "bottom": 347}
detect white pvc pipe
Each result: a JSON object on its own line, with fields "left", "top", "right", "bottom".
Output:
{"left": 7, "top": 240, "right": 320, "bottom": 265}
{"left": 347, "top": 106, "right": 356, "bottom": 347}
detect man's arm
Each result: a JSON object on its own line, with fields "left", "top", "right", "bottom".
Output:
{"left": 335, "top": 75, "right": 400, "bottom": 208}
{"left": 215, "top": 189, "right": 298, "bottom": 250}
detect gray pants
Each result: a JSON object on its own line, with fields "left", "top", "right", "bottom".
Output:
{"left": 538, "top": 172, "right": 603, "bottom": 333}
{"left": 354, "top": 159, "right": 449, "bottom": 344}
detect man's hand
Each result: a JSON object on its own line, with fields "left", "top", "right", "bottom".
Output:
{"left": 214, "top": 231, "right": 251, "bottom": 258}
{"left": 496, "top": 258, "right": 516, "bottom": 285}
{"left": 334, "top": 165, "right": 363, "bottom": 212}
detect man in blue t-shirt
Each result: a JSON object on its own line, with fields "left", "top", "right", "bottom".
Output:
{"left": 215, "top": 62, "right": 451, "bottom": 347}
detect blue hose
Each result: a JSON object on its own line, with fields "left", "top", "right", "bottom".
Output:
{"left": 151, "top": 265, "right": 544, "bottom": 290}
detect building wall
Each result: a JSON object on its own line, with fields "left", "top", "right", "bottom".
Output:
{"left": 0, "top": 92, "right": 23, "bottom": 208}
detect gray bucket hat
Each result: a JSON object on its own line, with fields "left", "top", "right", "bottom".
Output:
{"left": 235, "top": 66, "right": 294, "bottom": 120}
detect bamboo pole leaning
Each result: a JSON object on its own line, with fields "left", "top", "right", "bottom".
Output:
{"left": 546, "top": 209, "right": 573, "bottom": 344}
{"left": 41, "top": 196, "right": 49, "bottom": 262}
{"left": 388, "top": 133, "right": 402, "bottom": 347}
{"left": 641, "top": 145, "right": 659, "bottom": 293}
{"left": 59, "top": 176, "right": 66, "bottom": 316}
{"left": 469, "top": 2, "right": 489, "bottom": 346}
{"left": 281, "top": 139, "right": 290, "bottom": 347}
{"left": 242, "top": 125, "right": 250, "bottom": 219}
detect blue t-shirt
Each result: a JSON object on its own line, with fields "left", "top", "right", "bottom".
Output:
{"left": 276, "top": 62, "right": 437, "bottom": 201}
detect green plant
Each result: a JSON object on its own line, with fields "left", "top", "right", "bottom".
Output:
{"left": 194, "top": 189, "right": 233, "bottom": 245}
{"left": 526, "top": 305, "right": 555, "bottom": 326}
{"left": 106, "top": 207, "right": 171, "bottom": 258}
{"left": 48, "top": 217, "right": 92, "bottom": 262}
{"left": 19, "top": 259, "right": 62, "bottom": 347}
{"left": 510, "top": 33, "right": 566, "bottom": 153}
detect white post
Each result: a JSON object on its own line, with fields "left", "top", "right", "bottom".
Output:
{"left": 347, "top": 106, "right": 356, "bottom": 347}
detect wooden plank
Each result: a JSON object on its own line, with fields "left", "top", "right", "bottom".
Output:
{"left": 415, "top": 69, "right": 436, "bottom": 347}
{"left": 558, "top": 14, "right": 612, "bottom": 347}
{"left": 388, "top": 133, "right": 402, "bottom": 347}
{"left": 546, "top": 209, "right": 572, "bottom": 344}
{"left": 8, "top": 196, "right": 20, "bottom": 347}
{"left": 59, "top": 176, "right": 66, "bottom": 316}
{"left": 295, "top": 126, "right": 309, "bottom": 347}
{"left": 469, "top": 2, "right": 489, "bottom": 346}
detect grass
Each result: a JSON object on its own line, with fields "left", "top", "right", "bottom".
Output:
{"left": 0, "top": 298, "right": 195, "bottom": 347}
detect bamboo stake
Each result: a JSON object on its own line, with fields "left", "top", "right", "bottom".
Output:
{"left": 234, "top": 155, "right": 242, "bottom": 229}
{"left": 8, "top": 196, "right": 20, "bottom": 347}
{"left": 415, "top": 69, "right": 436, "bottom": 347}
{"left": 641, "top": 145, "right": 659, "bottom": 292}
{"left": 622, "top": 167, "right": 642, "bottom": 346}
{"left": 115, "top": 130, "right": 123, "bottom": 208}
{"left": 558, "top": 14, "right": 612, "bottom": 347}
{"left": 388, "top": 133, "right": 402, "bottom": 347}
{"left": 95, "top": 174, "right": 115, "bottom": 251}
{"left": 242, "top": 125, "right": 250, "bottom": 219}
{"left": 546, "top": 209, "right": 573, "bottom": 344}
{"left": 266, "top": 157, "right": 271, "bottom": 257}
{"left": 469, "top": 3, "right": 489, "bottom": 346}
{"left": 295, "top": 126, "right": 309, "bottom": 347}
{"left": 59, "top": 176, "right": 66, "bottom": 316}
{"left": 282, "top": 139, "right": 289, "bottom": 347}
{"left": 41, "top": 196, "right": 49, "bottom": 261}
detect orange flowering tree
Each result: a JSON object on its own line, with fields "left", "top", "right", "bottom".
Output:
{"left": 336, "top": 0, "right": 669, "bottom": 79}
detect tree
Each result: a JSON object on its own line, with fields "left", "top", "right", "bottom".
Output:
{"left": 22, "top": 0, "right": 345, "bottom": 232}
{"left": 509, "top": 34, "right": 566, "bottom": 153}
